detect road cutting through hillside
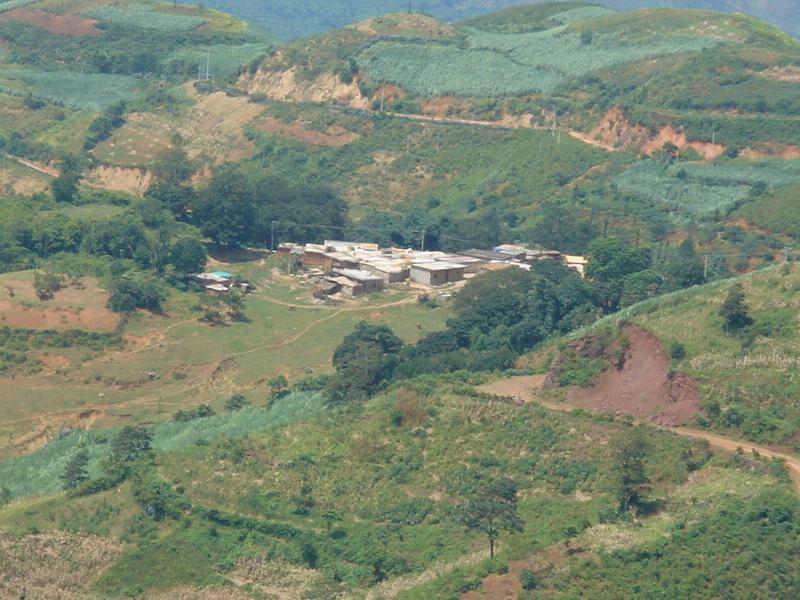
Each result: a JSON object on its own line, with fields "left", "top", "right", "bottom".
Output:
{"left": 478, "top": 375, "right": 800, "bottom": 494}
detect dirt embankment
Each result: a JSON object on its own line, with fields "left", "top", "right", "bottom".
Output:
{"left": 586, "top": 107, "right": 725, "bottom": 159}
{"left": 239, "top": 67, "right": 370, "bottom": 109}
{"left": 85, "top": 165, "right": 153, "bottom": 196}
{"left": 555, "top": 325, "right": 700, "bottom": 427}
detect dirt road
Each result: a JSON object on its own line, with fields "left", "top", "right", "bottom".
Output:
{"left": 376, "top": 110, "right": 616, "bottom": 151}
{"left": 478, "top": 375, "right": 800, "bottom": 493}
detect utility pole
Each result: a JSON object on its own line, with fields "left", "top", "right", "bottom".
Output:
{"left": 703, "top": 253, "right": 710, "bottom": 280}
{"left": 205, "top": 49, "right": 211, "bottom": 80}
{"left": 380, "top": 86, "right": 385, "bottom": 112}
{"left": 270, "top": 220, "right": 276, "bottom": 251}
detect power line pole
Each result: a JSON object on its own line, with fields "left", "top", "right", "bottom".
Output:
{"left": 205, "top": 49, "right": 211, "bottom": 80}
{"left": 703, "top": 253, "right": 710, "bottom": 280}
{"left": 271, "top": 220, "right": 276, "bottom": 251}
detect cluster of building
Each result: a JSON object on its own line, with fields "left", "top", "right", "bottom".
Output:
{"left": 277, "top": 241, "right": 587, "bottom": 297}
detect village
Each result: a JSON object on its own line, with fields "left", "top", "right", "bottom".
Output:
{"left": 192, "top": 242, "right": 588, "bottom": 300}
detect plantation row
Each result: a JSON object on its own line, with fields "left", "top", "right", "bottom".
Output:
{"left": 0, "top": 66, "right": 140, "bottom": 111}
{"left": 615, "top": 158, "right": 800, "bottom": 217}
{"left": 358, "top": 23, "right": 724, "bottom": 97}
{"left": 84, "top": 5, "right": 207, "bottom": 32}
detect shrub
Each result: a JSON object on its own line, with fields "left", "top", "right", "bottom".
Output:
{"left": 668, "top": 341, "right": 687, "bottom": 360}
{"left": 520, "top": 569, "right": 538, "bottom": 590}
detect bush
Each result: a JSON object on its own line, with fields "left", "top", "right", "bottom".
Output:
{"left": 668, "top": 341, "right": 687, "bottom": 360}
{"left": 108, "top": 275, "right": 167, "bottom": 313}
{"left": 520, "top": 569, "right": 538, "bottom": 590}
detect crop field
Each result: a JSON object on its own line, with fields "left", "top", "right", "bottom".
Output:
{"left": 357, "top": 20, "right": 722, "bottom": 97}
{"left": 614, "top": 158, "right": 800, "bottom": 217}
{"left": 0, "top": 391, "right": 326, "bottom": 501}
{"left": 84, "top": 3, "right": 206, "bottom": 32}
{"left": 0, "top": 65, "right": 140, "bottom": 110}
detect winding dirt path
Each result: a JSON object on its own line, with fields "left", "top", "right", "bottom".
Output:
{"left": 478, "top": 375, "right": 800, "bottom": 494}
{"left": 374, "top": 111, "right": 615, "bottom": 151}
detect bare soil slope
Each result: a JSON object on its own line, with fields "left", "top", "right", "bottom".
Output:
{"left": 565, "top": 326, "right": 700, "bottom": 427}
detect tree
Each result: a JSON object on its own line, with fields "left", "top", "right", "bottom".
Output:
{"left": 109, "top": 425, "right": 153, "bottom": 478}
{"left": 268, "top": 375, "right": 289, "bottom": 401}
{"left": 108, "top": 275, "right": 166, "bottom": 313}
{"left": 327, "top": 323, "right": 404, "bottom": 403}
{"left": 61, "top": 448, "right": 90, "bottom": 490}
{"left": 51, "top": 173, "right": 80, "bottom": 203}
{"left": 152, "top": 146, "right": 195, "bottom": 184}
{"left": 192, "top": 164, "right": 257, "bottom": 247}
{"left": 225, "top": 393, "right": 249, "bottom": 412}
{"left": 33, "top": 270, "right": 64, "bottom": 300}
{"left": 168, "top": 238, "right": 207, "bottom": 275}
{"left": 459, "top": 477, "right": 523, "bottom": 558}
{"left": 615, "top": 428, "right": 651, "bottom": 515}
{"left": 720, "top": 283, "right": 752, "bottom": 332}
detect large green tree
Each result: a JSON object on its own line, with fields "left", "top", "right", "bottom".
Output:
{"left": 459, "top": 477, "right": 523, "bottom": 558}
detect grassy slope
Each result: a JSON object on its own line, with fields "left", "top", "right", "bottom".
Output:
{"left": 0, "top": 253, "right": 451, "bottom": 446}
{"left": 557, "top": 263, "right": 800, "bottom": 447}
{"left": 1, "top": 373, "right": 795, "bottom": 598}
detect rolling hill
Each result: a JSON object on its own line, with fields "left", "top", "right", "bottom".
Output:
{"left": 197, "top": 0, "right": 800, "bottom": 40}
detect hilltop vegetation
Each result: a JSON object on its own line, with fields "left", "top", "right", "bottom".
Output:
{"left": 196, "top": 0, "right": 800, "bottom": 40}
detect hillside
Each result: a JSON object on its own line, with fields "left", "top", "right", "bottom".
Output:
{"left": 197, "top": 0, "right": 800, "bottom": 40}
{"left": 527, "top": 262, "right": 800, "bottom": 448}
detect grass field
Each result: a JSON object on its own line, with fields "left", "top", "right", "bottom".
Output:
{"left": 0, "top": 255, "right": 451, "bottom": 449}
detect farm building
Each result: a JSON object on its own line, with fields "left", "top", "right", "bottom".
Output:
{"left": 410, "top": 262, "right": 466, "bottom": 286}
{"left": 332, "top": 269, "right": 385, "bottom": 294}
{"left": 361, "top": 261, "right": 410, "bottom": 283}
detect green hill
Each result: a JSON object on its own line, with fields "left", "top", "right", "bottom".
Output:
{"left": 195, "top": 0, "right": 800, "bottom": 40}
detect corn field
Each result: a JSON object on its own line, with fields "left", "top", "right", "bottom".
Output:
{"left": 358, "top": 22, "right": 722, "bottom": 97}
{"left": 84, "top": 4, "right": 206, "bottom": 32}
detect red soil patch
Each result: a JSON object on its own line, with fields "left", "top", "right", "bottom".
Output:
{"left": 587, "top": 107, "right": 725, "bottom": 159}
{"left": 565, "top": 326, "right": 700, "bottom": 427}
{"left": 257, "top": 117, "right": 360, "bottom": 147}
{"left": 421, "top": 96, "right": 470, "bottom": 118}
{"left": 740, "top": 144, "right": 800, "bottom": 159}
{"left": 0, "top": 8, "right": 99, "bottom": 35}
{"left": 0, "top": 301, "right": 118, "bottom": 331}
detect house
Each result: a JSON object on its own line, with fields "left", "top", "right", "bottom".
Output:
{"left": 493, "top": 244, "right": 529, "bottom": 260}
{"left": 410, "top": 262, "right": 466, "bottom": 286}
{"left": 332, "top": 269, "right": 385, "bottom": 294}
{"left": 564, "top": 255, "right": 589, "bottom": 277}
{"left": 360, "top": 260, "right": 410, "bottom": 283}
